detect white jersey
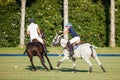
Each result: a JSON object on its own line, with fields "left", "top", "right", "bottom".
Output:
{"left": 27, "top": 23, "right": 43, "bottom": 43}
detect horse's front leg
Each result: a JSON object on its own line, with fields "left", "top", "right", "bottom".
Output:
{"left": 56, "top": 49, "right": 70, "bottom": 69}
{"left": 56, "top": 61, "right": 62, "bottom": 68}
{"left": 56, "top": 55, "right": 69, "bottom": 69}
{"left": 44, "top": 55, "right": 53, "bottom": 70}
{"left": 72, "top": 58, "right": 77, "bottom": 73}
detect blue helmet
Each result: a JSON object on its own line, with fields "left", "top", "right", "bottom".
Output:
{"left": 65, "top": 23, "right": 72, "bottom": 27}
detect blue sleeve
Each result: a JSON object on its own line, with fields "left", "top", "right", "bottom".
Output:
{"left": 69, "top": 27, "right": 79, "bottom": 37}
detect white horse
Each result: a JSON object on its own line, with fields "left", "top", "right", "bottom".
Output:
{"left": 52, "top": 33, "right": 106, "bottom": 73}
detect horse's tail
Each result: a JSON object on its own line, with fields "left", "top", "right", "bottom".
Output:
{"left": 91, "top": 45, "right": 98, "bottom": 49}
{"left": 89, "top": 45, "right": 98, "bottom": 57}
{"left": 90, "top": 46, "right": 93, "bottom": 57}
{"left": 89, "top": 44, "right": 98, "bottom": 57}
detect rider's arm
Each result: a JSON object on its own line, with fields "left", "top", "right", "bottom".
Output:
{"left": 37, "top": 27, "right": 42, "bottom": 37}
{"left": 63, "top": 30, "right": 69, "bottom": 35}
{"left": 60, "top": 28, "right": 69, "bottom": 36}
{"left": 26, "top": 27, "right": 30, "bottom": 35}
{"left": 26, "top": 31, "right": 30, "bottom": 35}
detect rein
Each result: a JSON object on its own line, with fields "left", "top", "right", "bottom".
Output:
{"left": 53, "top": 34, "right": 63, "bottom": 56}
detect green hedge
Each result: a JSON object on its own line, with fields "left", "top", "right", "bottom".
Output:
{"left": 69, "top": 0, "right": 106, "bottom": 47}
{"left": 0, "top": 0, "right": 120, "bottom": 47}
{"left": 0, "top": 2, "right": 20, "bottom": 47}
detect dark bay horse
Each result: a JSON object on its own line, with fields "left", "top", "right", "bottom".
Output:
{"left": 24, "top": 39, "right": 53, "bottom": 71}
{"left": 24, "top": 30, "right": 53, "bottom": 71}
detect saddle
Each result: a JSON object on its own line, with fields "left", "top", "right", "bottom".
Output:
{"left": 66, "top": 41, "right": 85, "bottom": 59}
{"left": 79, "top": 41, "right": 85, "bottom": 44}
{"left": 65, "top": 41, "right": 85, "bottom": 51}
{"left": 32, "top": 39, "right": 48, "bottom": 54}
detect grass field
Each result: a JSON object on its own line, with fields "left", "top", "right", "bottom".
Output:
{"left": 0, "top": 56, "right": 120, "bottom": 80}
{"left": 0, "top": 47, "right": 120, "bottom": 80}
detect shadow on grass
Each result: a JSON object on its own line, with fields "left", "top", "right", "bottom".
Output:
{"left": 56, "top": 68, "right": 88, "bottom": 73}
{"left": 26, "top": 65, "right": 45, "bottom": 71}
{"left": 25, "top": 66, "right": 89, "bottom": 73}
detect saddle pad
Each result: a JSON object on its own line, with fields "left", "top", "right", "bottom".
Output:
{"left": 74, "top": 45, "right": 79, "bottom": 50}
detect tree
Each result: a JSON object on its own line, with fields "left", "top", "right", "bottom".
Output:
{"left": 110, "top": 0, "right": 115, "bottom": 47}
{"left": 63, "top": 0, "right": 68, "bottom": 41}
{"left": 19, "top": 0, "right": 26, "bottom": 48}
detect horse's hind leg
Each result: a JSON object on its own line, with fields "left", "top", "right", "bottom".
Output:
{"left": 94, "top": 56, "right": 106, "bottom": 73}
{"left": 38, "top": 55, "right": 49, "bottom": 71}
{"left": 29, "top": 56, "right": 36, "bottom": 71}
{"left": 42, "top": 56, "right": 45, "bottom": 63}
{"left": 100, "top": 65, "right": 106, "bottom": 73}
{"left": 84, "top": 58, "right": 93, "bottom": 73}
{"left": 45, "top": 55, "right": 53, "bottom": 70}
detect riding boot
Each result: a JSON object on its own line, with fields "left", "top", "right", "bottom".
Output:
{"left": 67, "top": 41, "right": 74, "bottom": 58}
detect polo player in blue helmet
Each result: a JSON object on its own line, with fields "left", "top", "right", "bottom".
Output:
{"left": 60, "top": 23, "right": 80, "bottom": 58}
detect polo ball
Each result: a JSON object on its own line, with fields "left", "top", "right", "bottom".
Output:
{"left": 14, "top": 66, "right": 18, "bottom": 68}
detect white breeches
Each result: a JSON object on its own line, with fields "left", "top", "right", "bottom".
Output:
{"left": 30, "top": 36, "right": 44, "bottom": 44}
{"left": 70, "top": 36, "right": 80, "bottom": 44}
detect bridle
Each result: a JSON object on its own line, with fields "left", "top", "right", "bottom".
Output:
{"left": 52, "top": 34, "right": 63, "bottom": 56}
{"left": 52, "top": 34, "right": 62, "bottom": 46}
